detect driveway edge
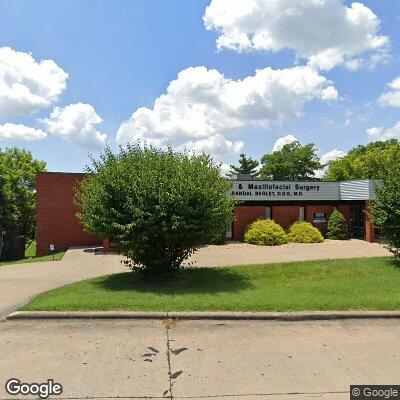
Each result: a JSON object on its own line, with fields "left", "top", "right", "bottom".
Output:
{"left": 7, "top": 310, "right": 400, "bottom": 321}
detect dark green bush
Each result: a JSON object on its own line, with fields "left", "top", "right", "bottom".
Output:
{"left": 244, "top": 219, "right": 288, "bottom": 246}
{"left": 327, "top": 210, "right": 349, "bottom": 240}
{"left": 76, "top": 145, "right": 234, "bottom": 277}
{"left": 287, "top": 221, "right": 324, "bottom": 243}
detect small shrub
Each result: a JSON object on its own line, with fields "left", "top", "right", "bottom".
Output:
{"left": 244, "top": 219, "right": 289, "bottom": 246}
{"left": 287, "top": 221, "right": 324, "bottom": 243}
{"left": 327, "top": 210, "right": 349, "bottom": 240}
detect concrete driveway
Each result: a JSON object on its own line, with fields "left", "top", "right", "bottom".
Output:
{"left": 0, "top": 247, "right": 127, "bottom": 318}
{"left": 0, "top": 318, "right": 399, "bottom": 399}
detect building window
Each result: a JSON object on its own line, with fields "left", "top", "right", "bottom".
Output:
{"left": 265, "top": 206, "right": 272, "bottom": 219}
{"left": 299, "top": 206, "right": 305, "bottom": 221}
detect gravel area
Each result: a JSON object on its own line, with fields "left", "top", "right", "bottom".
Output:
{"left": 185, "top": 239, "right": 391, "bottom": 267}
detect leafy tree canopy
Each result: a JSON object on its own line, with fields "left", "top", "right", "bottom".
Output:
{"left": 324, "top": 140, "right": 399, "bottom": 181}
{"left": 76, "top": 145, "right": 234, "bottom": 277}
{"left": 0, "top": 147, "right": 46, "bottom": 238}
{"left": 229, "top": 153, "right": 259, "bottom": 177}
{"left": 259, "top": 141, "right": 322, "bottom": 180}
{"left": 372, "top": 146, "right": 400, "bottom": 257}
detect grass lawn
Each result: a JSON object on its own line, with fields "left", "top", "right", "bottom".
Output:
{"left": 21, "top": 257, "right": 400, "bottom": 312}
{"left": 0, "top": 240, "right": 65, "bottom": 267}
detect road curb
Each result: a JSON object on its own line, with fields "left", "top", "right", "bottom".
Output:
{"left": 7, "top": 310, "right": 400, "bottom": 321}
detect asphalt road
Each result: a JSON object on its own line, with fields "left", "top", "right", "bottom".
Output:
{"left": 1, "top": 318, "right": 400, "bottom": 399}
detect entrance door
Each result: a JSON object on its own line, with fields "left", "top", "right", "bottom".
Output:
{"left": 349, "top": 204, "right": 365, "bottom": 238}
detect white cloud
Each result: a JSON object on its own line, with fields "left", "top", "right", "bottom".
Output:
{"left": 319, "top": 149, "right": 346, "bottom": 165}
{"left": 367, "top": 123, "right": 400, "bottom": 141}
{"left": 272, "top": 134, "right": 298, "bottom": 152}
{"left": 203, "top": 0, "right": 389, "bottom": 70}
{"left": 178, "top": 134, "right": 244, "bottom": 156}
{"left": 0, "top": 123, "right": 47, "bottom": 141}
{"left": 116, "top": 65, "right": 337, "bottom": 157}
{"left": 315, "top": 148, "right": 346, "bottom": 178}
{"left": 43, "top": 103, "right": 107, "bottom": 149}
{"left": 378, "top": 76, "right": 400, "bottom": 108}
{"left": 0, "top": 47, "right": 68, "bottom": 116}
{"left": 219, "top": 162, "right": 232, "bottom": 176}
{"left": 319, "top": 86, "right": 339, "bottom": 101}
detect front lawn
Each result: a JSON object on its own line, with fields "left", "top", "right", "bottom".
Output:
{"left": 0, "top": 241, "right": 65, "bottom": 267}
{"left": 21, "top": 257, "right": 400, "bottom": 312}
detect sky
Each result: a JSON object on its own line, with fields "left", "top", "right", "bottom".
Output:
{"left": 1, "top": 0, "right": 400, "bottom": 175}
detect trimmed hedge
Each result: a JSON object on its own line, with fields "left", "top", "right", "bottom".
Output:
{"left": 244, "top": 219, "right": 289, "bottom": 246}
{"left": 327, "top": 210, "right": 349, "bottom": 240}
{"left": 287, "top": 221, "right": 324, "bottom": 243}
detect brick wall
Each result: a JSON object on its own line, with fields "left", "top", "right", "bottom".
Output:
{"left": 306, "top": 205, "right": 333, "bottom": 232}
{"left": 364, "top": 201, "right": 375, "bottom": 242}
{"left": 272, "top": 206, "right": 300, "bottom": 229}
{"left": 36, "top": 172, "right": 101, "bottom": 256}
{"left": 232, "top": 206, "right": 266, "bottom": 241}
{"left": 338, "top": 204, "right": 350, "bottom": 224}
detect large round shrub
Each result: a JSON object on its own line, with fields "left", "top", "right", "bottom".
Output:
{"left": 76, "top": 145, "right": 234, "bottom": 277}
{"left": 327, "top": 210, "right": 349, "bottom": 240}
{"left": 287, "top": 221, "right": 324, "bottom": 243}
{"left": 244, "top": 219, "right": 288, "bottom": 246}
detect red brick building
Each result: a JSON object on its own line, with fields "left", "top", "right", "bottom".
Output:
{"left": 35, "top": 172, "right": 376, "bottom": 256}
{"left": 36, "top": 172, "right": 101, "bottom": 256}
{"left": 229, "top": 177, "right": 376, "bottom": 243}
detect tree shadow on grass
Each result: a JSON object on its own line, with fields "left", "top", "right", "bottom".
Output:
{"left": 93, "top": 267, "right": 253, "bottom": 295}
{"left": 389, "top": 258, "right": 400, "bottom": 269}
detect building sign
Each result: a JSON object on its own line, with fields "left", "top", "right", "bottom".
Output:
{"left": 231, "top": 180, "right": 340, "bottom": 201}
{"left": 313, "top": 212, "right": 326, "bottom": 223}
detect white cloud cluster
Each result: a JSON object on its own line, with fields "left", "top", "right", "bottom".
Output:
{"left": 117, "top": 65, "right": 337, "bottom": 157}
{"left": 0, "top": 47, "right": 68, "bottom": 116}
{"left": 367, "top": 123, "right": 400, "bottom": 141}
{"left": 203, "top": 0, "right": 389, "bottom": 70}
{"left": 178, "top": 134, "right": 244, "bottom": 156}
{"left": 0, "top": 123, "right": 47, "bottom": 141}
{"left": 319, "top": 148, "right": 346, "bottom": 165}
{"left": 378, "top": 76, "right": 400, "bottom": 108}
{"left": 272, "top": 134, "right": 298, "bottom": 152}
{"left": 0, "top": 46, "right": 109, "bottom": 148}
{"left": 314, "top": 148, "right": 346, "bottom": 178}
{"left": 43, "top": 103, "right": 107, "bottom": 149}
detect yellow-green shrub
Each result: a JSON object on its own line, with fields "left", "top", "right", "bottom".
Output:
{"left": 287, "top": 221, "right": 324, "bottom": 243}
{"left": 244, "top": 219, "right": 289, "bottom": 246}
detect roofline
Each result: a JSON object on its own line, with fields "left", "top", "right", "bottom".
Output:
{"left": 37, "top": 171, "right": 87, "bottom": 176}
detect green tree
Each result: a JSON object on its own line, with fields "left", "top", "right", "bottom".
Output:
{"left": 324, "top": 140, "right": 399, "bottom": 181}
{"left": 229, "top": 153, "right": 259, "bottom": 177}
{"left": 327, "top": 210, "right": 349, "bottom": 240}
{"left": 76, "top": 145, "right": 234, "bottom": 277}
{"left": 0, "top": 147, "right": 46, "bottom": 238}
{"left": 372, "top": 148, "right": 400, "bottom": 257}
{"left": 260, "top": 141, "right": 322, "bottom": 180}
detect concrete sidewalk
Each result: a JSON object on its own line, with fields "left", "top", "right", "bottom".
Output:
{"left": 0, "top": 247, "right": 127, "bottom": 318}
{"left": 1, "top": 318, "right": 399, "bottom": 399}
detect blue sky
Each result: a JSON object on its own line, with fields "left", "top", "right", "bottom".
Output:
{"left": 1, "top": 0, "right": 400, "bottom": 173}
